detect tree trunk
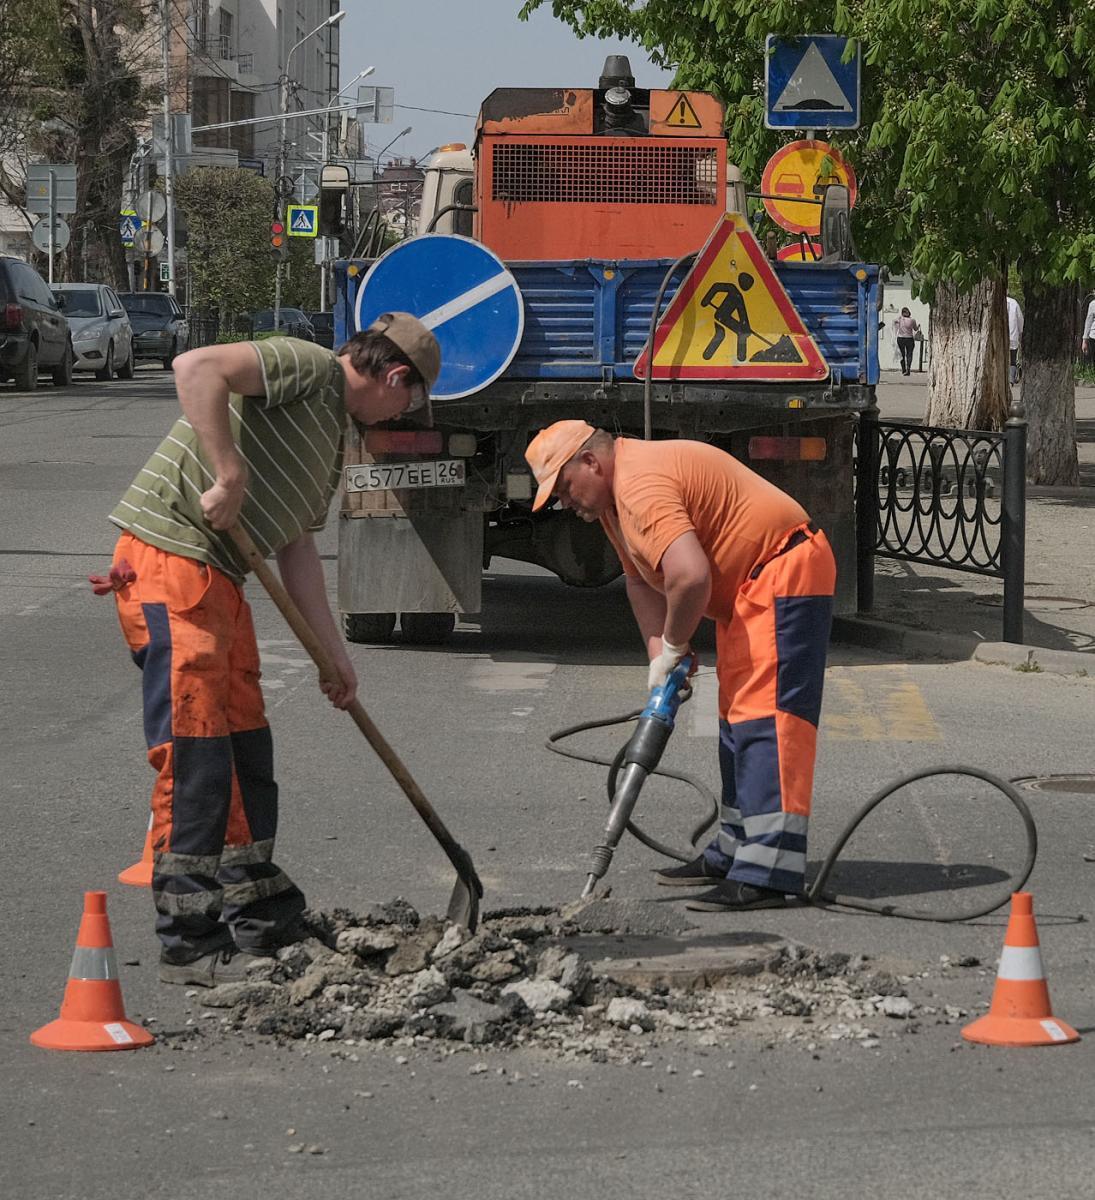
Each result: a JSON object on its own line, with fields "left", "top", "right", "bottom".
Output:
{"left": 1020, "top": 278, "right": 1079, "bottom": 486}
{"left": 925, "top": 275, "right": 1010, "bottom": 429}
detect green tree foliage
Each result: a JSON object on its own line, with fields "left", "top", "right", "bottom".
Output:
{"left": 0, "top": 1, "right": 157, "bottom": 287}
{"left": 521, "top": 0, "right": 1095, "bottom": 290}
{"left": 521, "top": 0, "right": 1091, "bottom": 478}
{"left": 175, "top": 168, "right": 278, "bottom": 324}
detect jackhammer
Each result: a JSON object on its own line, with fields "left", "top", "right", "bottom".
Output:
{"left": 580, "top": 656, "right": 694, "bottom": 898}
{"left": 553, "top": 662, "right": 1040, "bottom": 923}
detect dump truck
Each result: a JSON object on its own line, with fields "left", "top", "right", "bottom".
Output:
{"left": 332, "top": 57, "right": 880, "bottom": 644}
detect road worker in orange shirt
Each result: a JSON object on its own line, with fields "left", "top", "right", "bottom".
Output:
{"left": 526, "top": 420, "right": 836, "bottom": 911}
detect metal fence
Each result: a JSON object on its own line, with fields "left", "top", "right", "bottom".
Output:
{"left": 855, "top": 403, "right": 1027, "bottom": 643}
{"left": 187, "top": 316, "right": 253, "bottom": 348}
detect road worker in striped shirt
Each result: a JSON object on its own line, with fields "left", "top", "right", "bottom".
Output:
{"left": 100, "top": 314, "right": 440, "bottom": 987}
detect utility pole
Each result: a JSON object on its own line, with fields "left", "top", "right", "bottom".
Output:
{"left": 274, "top": 10, "right": 346, "bottom": 332}
{"left": 160, "top": 0, "right": 177, "bottom": 297}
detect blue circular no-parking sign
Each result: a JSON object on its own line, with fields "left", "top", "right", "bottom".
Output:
{"left": 354, "top": 234, "right": 524, "bottom": 401}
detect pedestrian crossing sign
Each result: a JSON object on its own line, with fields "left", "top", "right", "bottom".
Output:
{"left": 286, "top": 204, "right": 318, "bottom": 238}
{"left": 633, "top": 213, "right": 829, "bottom": 382}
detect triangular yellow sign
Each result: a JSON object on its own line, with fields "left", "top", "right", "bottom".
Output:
{"left": 634, "top": 213, "right": 829, "bottom": 382}
{"left": 665, "top": 93, "right": 702, "bottom": 128}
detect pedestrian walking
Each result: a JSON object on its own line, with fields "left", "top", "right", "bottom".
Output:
{"left": 1007, "top": 294, "right": 1024, "bottom": 384}
{"left": 525, "top": 422, "right": 835, "bottom": 911}
{"left": 893, "top": 307, "right": 920, "bottom": 375}
{"left": 1081, "top": 296, "right": 1095, "bottom": 365}
{"left": 93, "top": 315, "right": 439, "bottom": 986}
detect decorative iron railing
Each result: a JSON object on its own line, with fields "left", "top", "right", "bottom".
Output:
{"left": 855, "top": 404, "right": 1027, "bottom": 643}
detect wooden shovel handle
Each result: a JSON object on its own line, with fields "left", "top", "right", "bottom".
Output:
{"left": 226, "top": 524, "right": 478, "bottom": 867}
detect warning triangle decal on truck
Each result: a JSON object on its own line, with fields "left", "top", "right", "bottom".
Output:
{"left": 633, "top": 213, "right": 829, "bottom": 382}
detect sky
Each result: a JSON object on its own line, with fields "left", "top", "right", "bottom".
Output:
{"left": 339, "top": 0, "right": 675, "bottom": 165}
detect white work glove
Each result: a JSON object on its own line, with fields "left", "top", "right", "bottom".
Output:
{"left": 647, "top": 638, "right": 690, "bottom": 692}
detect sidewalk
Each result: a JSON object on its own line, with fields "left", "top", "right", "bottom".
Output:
{"left": 836, "top": 372, "right": 1095, "bottom": 667}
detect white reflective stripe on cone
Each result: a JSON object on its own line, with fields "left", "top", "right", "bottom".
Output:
{"left": 69, "top": 945, "right": 120, "bottom": 981}
{"left": 997, "top": 944, "right": 1045, "bottom": 981}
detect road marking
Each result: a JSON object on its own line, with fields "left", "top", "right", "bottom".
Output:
{"left": 687, "top": 663, "right": 940, "bottom": 742}
{"left": 822, "top": 665, "right": 941, "bottom": 741}
{"left": 467, "top": 655, "right": 557, "bottom": 693}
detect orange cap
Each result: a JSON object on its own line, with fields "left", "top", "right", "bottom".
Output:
{"left": 526, "top": 420, "right": 596, "bottom": 511}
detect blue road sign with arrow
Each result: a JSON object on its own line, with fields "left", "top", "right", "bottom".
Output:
{"left": 765, "top": 35, "right": 861, "bottom": 130}
{"left": 353, "top": 234, "right": 524, "bottom": 401}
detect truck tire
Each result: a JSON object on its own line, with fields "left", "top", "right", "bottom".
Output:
{"left": 343, "top": 612, "right": 396, "bottom": 643}
{"left": 400, "top": 612, "right": 456, "bottom": 644}
{"left": 52, "top": 340, "right": 74, "bottom": 387}
{"left": 13, "top": 340, "right": 37, "bottom": 391}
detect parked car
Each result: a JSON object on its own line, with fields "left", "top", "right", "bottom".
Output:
{"left": 52, "top": 283, "right": 135, "bottom": 380}
{"left": 0, "top": 255, "right": 73, "bottom": 389}
{"left": 118, "top": 291, "right": 189, "bottom": 368}
{"left": 252, "top": 307, "right": 315, "bottom": 341}
{"left": 307, "top": 311, "right": 335, "bottom": 350}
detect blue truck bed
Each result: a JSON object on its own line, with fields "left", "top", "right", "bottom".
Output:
{"left": 334, "top": 257, "right": 880, "bottom": 391}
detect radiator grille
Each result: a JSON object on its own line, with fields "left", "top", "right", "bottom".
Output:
{"left": 491, "top": 142, "right": 721, "bottom": 206}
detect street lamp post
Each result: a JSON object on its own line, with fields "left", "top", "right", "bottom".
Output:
{"left": 373, "top": 126, "right": 413, "bottom": 239}
{"left": 316, "top": 66, "right": 374, "bottom": 314}
{"left": 274, "top": 8, "right": 345, "bottom": 331}
{"left": 321, "top": 65, "right": 375, "bottom": 167}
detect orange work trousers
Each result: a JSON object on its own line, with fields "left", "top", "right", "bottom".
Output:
{"left": 111, "top": 532, "right": 304, "bottom": 961}
{"left": 706, "top": 523, "right": 836, "bottom": 894}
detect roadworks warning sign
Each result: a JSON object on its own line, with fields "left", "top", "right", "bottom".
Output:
{"left": 633, "top": 213, "right": 829, "bottom": 382}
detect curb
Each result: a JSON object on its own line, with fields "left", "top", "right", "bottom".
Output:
{"left": 971, "top": 642, "right": 1092, "bottom": 678}
{"left": 831, "top": 617, "right": 1093, "bottom": 677}
{"left": 830, "top": 615, "right": 978, "bottom": 662}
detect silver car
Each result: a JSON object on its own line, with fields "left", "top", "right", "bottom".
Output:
{"left": 52, "top": 284, "right": 135, "bottom": 380}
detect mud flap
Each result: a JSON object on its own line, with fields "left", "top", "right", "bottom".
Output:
{"left": 338, "top": 512, "right": 483, "bottom": 616}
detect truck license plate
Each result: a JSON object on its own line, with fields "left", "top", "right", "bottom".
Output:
{"left": 344, "top": 459, "right": 465, "bottom": 493}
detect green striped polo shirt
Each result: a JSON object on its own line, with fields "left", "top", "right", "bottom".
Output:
{"left": 110, "top": 337, "right": 345, "bottom": 581}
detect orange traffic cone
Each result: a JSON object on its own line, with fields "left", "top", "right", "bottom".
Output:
{"left": 962, "top": 892, "right": 1079, "bottom": 1047}
{"left": 30, "top": 891, "right": 154, "bottom": 1052}
{"left": 118, "top": 812, "right": 154, "bottom": 887}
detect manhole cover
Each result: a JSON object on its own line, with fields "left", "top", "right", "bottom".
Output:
{"left": 1015, "top": 774, "right": 1095, "bottom": 795}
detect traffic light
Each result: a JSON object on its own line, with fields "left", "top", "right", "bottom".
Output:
{"left": 270, "top": 218, "right": 288, "bottom": 261}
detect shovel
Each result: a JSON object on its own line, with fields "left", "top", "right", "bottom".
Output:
{"left": 228, "top": 523, "right": 482, "bottom": 932}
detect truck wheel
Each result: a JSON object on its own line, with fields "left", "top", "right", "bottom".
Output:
{"left": 400, "top": 612, "right": 456, "bottom": 644}
{"left": 13, "top": 341, "right": 38, "bottom": 391}
{"left": 343, "top": 612, "right": 396, "bottom": 643}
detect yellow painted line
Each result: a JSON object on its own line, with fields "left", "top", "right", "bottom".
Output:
{"left": 821, "top": 665, "right": 941, "bottom": 742}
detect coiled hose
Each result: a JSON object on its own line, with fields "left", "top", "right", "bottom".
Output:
{"left": 547, "top": 696, "right": 1038, "bottom": 923}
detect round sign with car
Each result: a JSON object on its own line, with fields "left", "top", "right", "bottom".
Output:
{"left": 761, "top": 140, "right": 857, "bottom": 236}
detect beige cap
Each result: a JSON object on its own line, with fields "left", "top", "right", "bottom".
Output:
{"left": 367, "top": 311, "right": 441, "bottom": 397}
{"left": 525, "top": 419, "right": 597, "bottom": 511}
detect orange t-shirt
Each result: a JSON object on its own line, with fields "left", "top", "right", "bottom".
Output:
{"left": 600, "top": 438, "right": 809, "bottom": 619}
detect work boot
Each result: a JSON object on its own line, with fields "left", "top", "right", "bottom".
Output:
{"left": 158, "top": 945, "right": 275, "bottom": 988}
{"left": 684, "top": 880, "right": 790, "bottom": 912}
{"left": 654, "top": 853, "right": 727, "bottom": 887}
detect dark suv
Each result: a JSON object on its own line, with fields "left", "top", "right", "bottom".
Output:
{"left": 0, "top": 256, "right": 73, "bottom": 389}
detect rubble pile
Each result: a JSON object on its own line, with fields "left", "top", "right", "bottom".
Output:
{"left": 185, "top": 901, "right": 972, "bottom": 1057}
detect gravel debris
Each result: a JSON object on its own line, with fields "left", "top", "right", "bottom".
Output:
{"left": 176, "top": 903, "right": 950, "bottom": 1061}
